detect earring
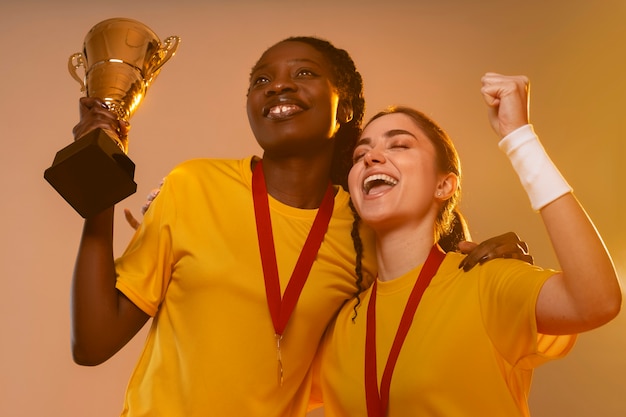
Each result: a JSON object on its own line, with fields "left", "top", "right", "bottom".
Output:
{"left": 437, "top": 191, "right": 442, "bottom": 197}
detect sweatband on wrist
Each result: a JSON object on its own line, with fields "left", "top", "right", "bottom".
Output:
{"left": 498, "top": 124, "right": 572, "bottom": 211}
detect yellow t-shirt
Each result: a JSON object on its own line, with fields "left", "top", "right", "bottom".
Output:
{"left": 114, "top": 157, "right": 376, "bottom": 417}
{"left": 318, "top": 252, "right": 576, "bottom": 417}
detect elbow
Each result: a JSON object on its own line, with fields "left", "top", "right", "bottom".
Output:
{"left": 72, "top": 351, "right": 108, "bottom": 367}
{"left": 72, "top": 355, "right": 102, "bottom": 367}
{"left": 602, "top": 290, "right": 622, "bottom": 323}
{"left": 585, "top": 289, "right": 622, "bottom": 330}
{"left": 71, "top": 340, "right": 111, "bottom": 366}
{"left": 601, "top": 279, "right": 623, "bottom": 323}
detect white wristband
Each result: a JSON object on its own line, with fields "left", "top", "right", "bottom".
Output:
{"left": 498, "top": 124, "right": 572, "bottom": 211}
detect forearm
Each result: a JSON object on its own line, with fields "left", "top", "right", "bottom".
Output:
{"left": 71, "top": 208, "right": 147, "bottom": 365}
{"left": 501, "top": 126, "right": 621, "bottom": 333}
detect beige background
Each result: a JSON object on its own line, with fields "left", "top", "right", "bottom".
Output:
{"left": 1, "top": 1, "right": 625, "bottom": 416}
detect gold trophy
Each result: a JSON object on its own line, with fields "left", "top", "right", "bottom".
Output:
{"left": 44, "top": 18, "right": 180, "bottom": 218}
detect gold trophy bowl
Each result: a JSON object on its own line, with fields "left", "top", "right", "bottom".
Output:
{"left": 44, "top": 18, "right": 180, "bottom": 218}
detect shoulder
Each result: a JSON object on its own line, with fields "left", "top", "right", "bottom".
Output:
{"left": 475, "top": 258, "right": 557, "bottom": 301}
{"left": 332, "top": 186, "right": 352, "bottom": 214}
{"left": 166, "top": 156, "right": 255, "bottom": 182}
{"left": 435, "top": 252, "right": 555, "bottom": 287}
{"left": 171, "top": 156, "right": 251, "bottom": 172}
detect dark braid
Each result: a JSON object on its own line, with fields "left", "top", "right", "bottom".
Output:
{"left": 438, "top": 209, "right": 470, "bottom": 252}
{"left": 348, "top": 199, "right": 364, "bottom": 321}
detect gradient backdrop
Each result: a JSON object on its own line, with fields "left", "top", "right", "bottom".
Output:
{"left": 1, "top": 1, "right": 625, "bottom": 416}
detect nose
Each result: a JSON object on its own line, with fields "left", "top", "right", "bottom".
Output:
{"left": 265, "top": 75, "right": 297, "bottom": 96}
{"left": 363, "top": 147, "right": 385, "bottom": 166}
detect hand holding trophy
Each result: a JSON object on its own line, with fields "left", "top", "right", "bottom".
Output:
{"left": 44, "top": 18, "right": 180, "bottom": 218}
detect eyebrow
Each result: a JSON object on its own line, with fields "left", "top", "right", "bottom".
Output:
{"left": 356, "top": 128, "right": 418, "bottom": 146}
{"left": 252, "top": 58, "right": 320, "bottom": 73}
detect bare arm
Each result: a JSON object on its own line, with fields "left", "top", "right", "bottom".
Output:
{"left": 72, "top": 208, "right": 149, "bottom": 365}
{"left": 70, "top": 97, "right": 149, "bottom": 365}
{"left": 535, "top": 194, "right": 620, "bottom": 334}
{"left": 481, "top": 73, "right": 621, "bottom": 334}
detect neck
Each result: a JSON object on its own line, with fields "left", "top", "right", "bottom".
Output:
{"left": 374, "top": 224, "right": 437, "bottom": 282}
{"left": 256, "top": 154, "right": 334, "bottom": 209}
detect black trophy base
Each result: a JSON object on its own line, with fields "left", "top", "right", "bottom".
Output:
{"left": 44, "top": 129, "right": 137, "bottom": 218}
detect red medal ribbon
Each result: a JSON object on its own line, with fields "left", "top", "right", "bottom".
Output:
{"left": 365, "top": 244, "right": 445, "bottom": 416}
{"left": 252, "top": 160, "right": 335, "bottom": 384}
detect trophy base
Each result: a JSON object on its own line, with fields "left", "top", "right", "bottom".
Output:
{"left": 44, "top": 129, "right": 137, "bottom": 218}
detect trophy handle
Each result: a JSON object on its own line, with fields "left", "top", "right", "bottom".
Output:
{"left": 68, "top": 52, "right": 87, "bottom": 93}
{"left": 153, "top": 36, "right": 181, "bottom": 73}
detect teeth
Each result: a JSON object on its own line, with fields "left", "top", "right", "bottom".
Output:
{"left": 268, "top": 104, "right": 300, "bottom": 118}
{"left": 363, "top": 174, "right": 398, "bottom": 194}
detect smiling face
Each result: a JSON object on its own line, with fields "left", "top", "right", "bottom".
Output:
{"left": 349, "top": 111, "right": 458, "bottom": 235}
{"left": 246, "top": 40, "right": 343, "bottom": 158}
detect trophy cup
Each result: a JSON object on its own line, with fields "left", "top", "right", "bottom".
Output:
{"left": 44, "top": 18, "right": 180, "bottom": 218}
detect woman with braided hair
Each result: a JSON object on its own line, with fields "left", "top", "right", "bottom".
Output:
{"left": 317, "top": 74, "right": 621, "bottom": 417}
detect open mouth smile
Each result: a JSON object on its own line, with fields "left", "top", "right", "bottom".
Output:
{"left": 363, "top": 174, "right": 398, "bottom": 194}
{"left": 265, "top": 103, "right": 304, "bottom": 120}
